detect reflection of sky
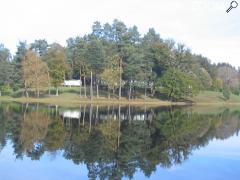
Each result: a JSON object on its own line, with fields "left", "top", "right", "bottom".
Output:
{"left": 1, "top": 135, "right": 240, "bottom": 179}
{"left": 0, "top": 141, "right": 88, "bottom": 180}
{"left": 132, "top": 134, "right": 240, "bottom": 180}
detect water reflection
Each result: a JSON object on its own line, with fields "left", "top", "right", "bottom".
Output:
{"left": 0, "top": 102, "right": 240, "bottom": 179}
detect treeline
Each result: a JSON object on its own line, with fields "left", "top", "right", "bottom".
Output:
{"left": 0, "top": 19, "right": 239, "bottom": 100}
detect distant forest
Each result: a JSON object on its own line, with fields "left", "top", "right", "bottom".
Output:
{"left": 0, "top": 19, "right": 239, "bottom": 100}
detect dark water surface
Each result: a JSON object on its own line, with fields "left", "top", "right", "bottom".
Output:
{"left": 0, "top": 102, "right": 240, "bottom": 180}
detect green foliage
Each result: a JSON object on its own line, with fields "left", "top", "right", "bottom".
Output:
{"left": 222, "top": 85, "right": 231, "bottom": 100}
{"left": 0, "top": 44, "right": 11, "bottom": 62}
{"left": 84, "top": 38, "right": 105, "bottom": 75}
{"left": 45, "top": 44, "right": 69, "bottom": 88}
{"left": 100, "top": 55, "right": 120, "bottom": 95}
{"left": 11, "top": 41, "right": 28, "bottom": 90}
{"left": 212, "top": 78, "right": 223, "bottom": 91}
{"left": 157, "top": 68, "right": 199, "bottom": 100}
{"left": 0, "top": 20, "right": 238, "bottom": 101}
{"left": 0, "top": 61, "right": 13, "bottom": 86}
{"left": 231, "top": 88, "right": 240, "bottom": 96}
{"left": 193, "top": 67, "right": 212, "bottom": 89}
{"left": 0, "top": 84, "right": 13, "bottom": 96}
{"left": 30, "top": 39, "right": 49, "bottom": 57}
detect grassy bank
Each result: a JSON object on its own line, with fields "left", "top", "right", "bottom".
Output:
{"left": 0, "top": 87, "right": 190, "bottom": 107}
{"left": 0, "top": 93, "right": 187, "bottom": 107}
{"left": 1, "top": 89, "right": 240, "bottom": 107}
{"left": 190, "top": 91, "right": 240, "bottom": 105}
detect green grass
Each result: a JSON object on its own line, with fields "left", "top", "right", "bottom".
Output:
{"left": 0, "top": 87, "right": 180, "bottom": 107}
{"left": 2, "top": 88, "right": 240, "bottom": 107}
{"left": 190, "top": 91, "right": 240, "bottom": 104}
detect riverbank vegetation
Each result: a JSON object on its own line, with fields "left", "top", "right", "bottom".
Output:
{"left": 0, "top": 19, "right": 240, "bottom": 102}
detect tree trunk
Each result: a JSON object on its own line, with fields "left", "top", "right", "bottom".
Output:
{"left": 96, "top": 80, "right": 99, "bottom": 99}
{"left": 24, "top": 81, "right": 29, "bottom": 98}
{"left": 118, "top": 105, "right": 121, "bottom": 147}
{"left": 37, "top": 90, "right": 40, "bottom": 98}
{"left": 55, "top": 105, "right": 58, "bottom": 115}
{"left": 144, "top": 85, "right": 147, "bottom": 100}
{"left": 168, "top": 88, "right": 173, "bottom": 101}
{"left": 119, "top": 57, "right": 122, "bottom": 100}
{"left": 47, "top": 71, "right": 51, "bottom": 96}
{"left": 107, "top": 105, "right": 110, "bottom": 117}
{"left": 128, "top": 80, "right": 132, "bottom": 100}
{"left": 89, "top": 105, "right": 92, "bottom": 133}
{"left": 96, "top": 105, "right": 99, "bottom": 124}
{"left": 80, "top": 67, "right": 82, "bottom": 98}
{"left": 128, "top": 105, "right": 132, "bottom": 122}
{"left": 90, "top": 70, "right": 93, "bottom": 100}
{"left": 23, "top": 103, "right": 29, "bottom": 121}
{"left": 83, "top": 105, "right": 86, "bottom": 126}
{"left": 108, "top": 87, "right": 110, "bottom": 99}
{"left": 26, "top": 90, "right": 29, "bottom": 98}
{"left": 84, "top": 76, "right": 86, "bottom": 98}
{"left": 56, "top": 88, "right": 59, "bottom": 96}
{"left": 79, "top": 105, "right": 82, "bottom": 126}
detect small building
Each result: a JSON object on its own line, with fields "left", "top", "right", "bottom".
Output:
{"left": 60, "top": 110, "right": 81, "bottom": 119}
{"left": 62, "top": 80, "right": 82, "bottom": 87}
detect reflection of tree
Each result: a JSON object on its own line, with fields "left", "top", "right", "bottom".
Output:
{"left": 44, "top": 117, "right": 65, "bottom": 152}
{"left": 0, "top": 105, "right": 7, "bottom": 152}
{"left": 98, "top": 119, "right": 119, "bottom": 152}
{"left": 19, "top": 105, "right": 50, "bottom": 160}
{"left": 1, "top": 103, "right": 240, "bottom": 179}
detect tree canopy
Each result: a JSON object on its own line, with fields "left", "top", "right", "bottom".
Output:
{"left": 0, "top": 19, "right": 239, "bottom": 99}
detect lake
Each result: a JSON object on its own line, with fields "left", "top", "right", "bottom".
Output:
{"left": 0, "top": 102, "right": 240, "bottom": 180}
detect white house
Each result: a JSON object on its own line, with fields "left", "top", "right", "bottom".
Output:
{"left": 62, "top": 80, "right": 82, "bottom": 87}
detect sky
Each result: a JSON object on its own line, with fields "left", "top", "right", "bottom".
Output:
{"left": 0, "top": 0, "right": 239, "bottom": 67}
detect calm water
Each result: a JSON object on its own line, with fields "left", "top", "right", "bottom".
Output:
{"left": 0, "top": 102, "right": 240, "bottom": 180}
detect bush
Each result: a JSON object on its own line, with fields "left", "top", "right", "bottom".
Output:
{"left": 231, "top": 88, "right": 240, "bottom": 96}
{"left": 0, "top": 84, "right": 13, "bottom": 96}
{"left": 222, "top": 86, "right": 230, "bottom": 100}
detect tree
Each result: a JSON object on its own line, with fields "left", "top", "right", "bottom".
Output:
{"left": 20, "top": 108, "right": 49, "bottom": 155}
{"left": 100, "top": 56, "right": 120, "bottom": 99}
{"left": 124, "top": 50, "right": 143, "bottom": 100}
{"left": 92, "top": 21, "right": 103, "bottom": 38}
{"left": 157, "top": 68, "right": 198, "bottom": 100}
{"left": 30, "top": 39, "right": 49, "bottom": 57}
{"left": 84, "top": 38, "right": 105, "bottom": 98}
{"left": 66, "top": 37, "right": 89, "bottom": 97}
{"left": 141, "top": 29, "right": 168, "bottom": 95}
{"left": 0, "top": 61, "right": 13, "bottom": 89}
{"left": 0, "top": 44, "right": 11, "bottom": 62}
{"left": 223, "top": 85, "right": 230, "bottom": 100}
{"left": 212, "top": 78, "right": 223, "bottom": 91}
{"left": 22, "top": 50, "right": 49, "bottom": 98}
{"left": 45, "top": 43, "right": 69, "bottom": 96}
{"left": 0, "top": 20, "right": 238, "bottom": 100}
{"left": 217, "top": 64, "right": 239, "bottom": 90}
{"left": 192, "top": 67, "right": 213, "bottom": 90}
{"left": 0, "top": 44, "right": 13, "bottom": 90}
{"left": 12, "top": 41, "right": 28, "bottom": 90}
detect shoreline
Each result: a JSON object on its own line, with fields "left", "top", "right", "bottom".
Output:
{"left": 2, "top": 95, "right": 240, "bottom": 107}
{"left": 0, "top": 96, "right": 190, "bottom": 107}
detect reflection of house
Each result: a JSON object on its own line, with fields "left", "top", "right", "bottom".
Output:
{"left": 60, "top": 110, "right": 148, "bottom": 121}
{"left": 62, "top": 80, "right": 82, "bottom": 87}
{"left": 60, "top": 110, "right": 81, "bottom": 119}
